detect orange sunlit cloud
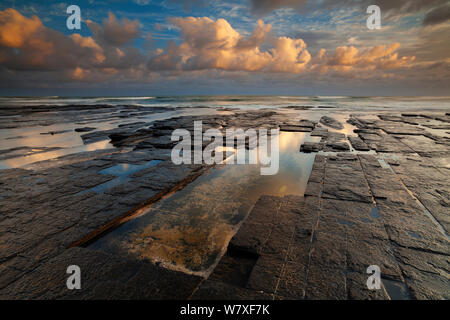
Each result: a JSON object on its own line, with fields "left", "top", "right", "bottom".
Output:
{"left": 0, "top": 8, "right": 419, "bottom": 83}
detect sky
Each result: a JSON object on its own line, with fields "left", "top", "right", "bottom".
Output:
{"left": 0, "top": 0, "right": 449, "bottom": 96}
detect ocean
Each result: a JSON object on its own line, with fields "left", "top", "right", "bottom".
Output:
{"left": 1, "top": 95, "right": 450, "bottom": 111}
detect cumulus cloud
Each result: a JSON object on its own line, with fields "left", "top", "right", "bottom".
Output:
{"left": 148, "top": 16, "right": 416, "bottom": 77}
{"left": 86, "top": 12, "right": 140, "bottom": 47}
{"left": 148, "top": 17, "right": 311, "bottom": 73}
{"left": 0, "top": 8, "right": 424, "bottom": 89}
{"left": 0, "top": 8, "right": 43, "bottom": 48}
{"left": 312, "top": 43, "right": 415, "bottom": 74}
{"left": 0, "top": 8, "right": 144, "bottom": 82}
{"left": 0, "top": 8, "right": 109, "bottom": 71}
{"left": 0, "top": 8, "right": 54, "bottom": 67}
{"left": 70, "top": 34, "right": 105, "bottom": 64}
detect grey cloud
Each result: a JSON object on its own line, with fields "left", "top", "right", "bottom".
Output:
{"left": 291, "top": 30, "right": 334, "bottom": 50}
{"left": 87, "top": 12, "right": 140, "bottom": 47}
{"left": 250, "top": 0, "right": 307, "bottom": 14}
{"left": 422, "top": 4, "right": 450, "bottom": 25}
{"left": 249, "top": 0, "right": 450, "bottom": 21}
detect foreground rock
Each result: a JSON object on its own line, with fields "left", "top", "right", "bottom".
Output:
{"left": 348, "top": 136, "right": 370, "bottom": 151}
{"left": 0, "top": 108, "right": 290, "bottom": 298}
{"left": 75, "top": 127, "right": 96, "bottom": 132}
{"left": 280, "top": 125, "right": 312, "bottom": 132}
{"left": 0, "top": 247, "right": 201, "bottom": 299}
{"left": 300, "top": 142, "right": 323, "bottom": 153}
{"left": 206, "top": 152, "right": 449, "bottom": 299}
{"left": 320, "top": 116, "right": 344, "bottom": 129}
{"left": 0, "top": 107, "right": 449, "bottom": 300}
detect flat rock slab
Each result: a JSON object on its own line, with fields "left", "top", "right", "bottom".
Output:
{"left": 358, "top": 155, "right": 405, "bottom": 200}
{"left": 298, "top": 152, "right": 450, "bottom": 299}
{"left": 365, "top": 135, "right": 414, "bottom": 153}
{"left": 310, "top": 127, "right": 328, "bottom": 137}
{"left": 395, "top": 135, "right": 450, "bottom": 155}
{"left": 218, "top": 191, "right": 401, "bottom": 299}
{"left": 229, "top": 195, "right": 284, "bottom": 254}
{"left": 280, "top": 125, "right": 312, "bottom": 132}
{"left": 300, "top": 142, "right": 323, "bottom": 153}
{"left": 0, "top": 247, "right": 201, "bottom": 299}
{"left": 378, "top": 124, "right": 426, "bottom": 135}
{"left": 192, "top": 280, "right": 272, "bottom": 300}
{"left": 324, "top": 141, "right": 350, "bottom": 151}
{"left": 74, "top": 127, "right": 96, "bottom": 132}
{"left": 322, "top": 155, "right": 373, "bottom": 203}
{"left": 388, "top": 155, "right": 450, "bottom": 233}
{"left": 1, "top": 108, "right": 449, "bottom": 300}
{"left": 320, "top": 116, "right": 344, "bottom": 130}
{"left": 348, "top": 136, "right": 370, "bottom": 151}
{"left": 378, "top": 115, "right": 419, "bottom": 125}
{"left": 298, "top": 119, "right": 316, "bottom": 128}
{"left": 0, "top": 148, "right": 208, "bottom": 291}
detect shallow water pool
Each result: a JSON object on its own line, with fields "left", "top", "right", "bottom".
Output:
{"left": 89, "top": 131, "right": 320, "bottom": 275}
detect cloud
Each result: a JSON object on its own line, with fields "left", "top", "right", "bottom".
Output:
{"left": 250, "top": 0, "right": 449, "bottom": 13}
{"left": 370, "top": 0, "right": 449, "bottom": 16}
{"left": 162, "top": 0, "right": 450, "bottom": 18}
{"left": 290, "top": 30, "right": 334, "bottom": 52}
{"left": 0, "top": 8, "right": 427, "bottom": 91}
{"left": 0, "top": 8, "right": 148, "bottom": 86}
{"left": 250, "top": 0, "right": 307, "bottom": 15}
{"left": 70, "top": 34, "right": 105, "bottom": 63}
{"left": 312, "top": 43, "right": 415, "bottom": 74}
{"left": 148, "top": 16, "right": 417, "bottom": 77}
{"left": 0, "top": 8, "right": 54, "bottom": 66}
{"left": 0, "top": 8, "right": 43, "bottom": 48}
{"left": 0, "top": 8, "right": 106, "bottom": 70}
{"left": 236, "top": 19, "right": 272, "bottom": 49}
{"left": 149, "top": 17, "right": 311, "bottom": 73}
{"left": 423, "top": 4, "right": 450, "bottom": 26}
{"left": 249, "top": 0, "right": 450, "bottom": 25}
{"left": 86, "top": 12, "right": 140, "bottom": 47}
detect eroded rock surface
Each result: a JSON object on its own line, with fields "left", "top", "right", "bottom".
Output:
{"left": 320, "top": 116, "right": 344, "bottom": 129}
{"left": 1, "top": 108, "right": 449, "bottom": 300}
{"left": 207, "top": 150, "right": 449, "bottom": 300}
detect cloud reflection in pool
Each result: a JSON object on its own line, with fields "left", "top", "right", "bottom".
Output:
{"left": 89, "top": 131, "right": 321, "bottom": 276}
